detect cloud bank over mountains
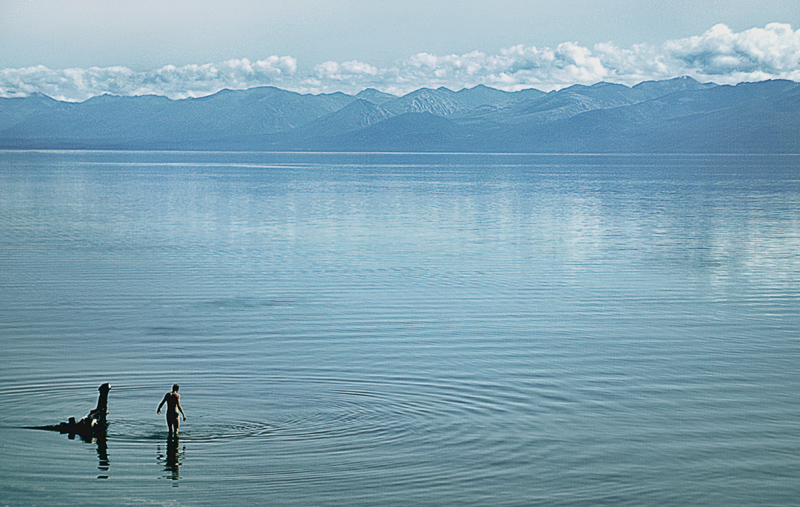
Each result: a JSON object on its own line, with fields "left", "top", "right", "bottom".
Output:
{"left": 3, "top": 23, "right": 799, "bottom": 101}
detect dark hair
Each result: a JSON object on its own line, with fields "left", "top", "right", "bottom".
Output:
{"left": 173, "top": 384, "right": 180, "bottom": 391}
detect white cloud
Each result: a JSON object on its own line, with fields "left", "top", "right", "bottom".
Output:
{"left": 2, "top": 23, "right": 799, "bottom": 101}
{"left": 664, "top": 23, "right": 800, "bottom": 79}
{"left": 0, "top": 57, "right": 297, "bottom": 101}
{"left": 132, "top": 57, "right": 297, "bottom": 99}
{"left": 298, "top": 23, "right": 800, "bottom": 94}
{"left": 312, "top": 60, "right": 379, "bottom": 82}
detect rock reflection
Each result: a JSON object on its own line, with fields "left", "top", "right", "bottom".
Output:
{"left": 65, "top": 431, "right": 109, "bottom": 479}
{"left": 95, "top": 436, "right": 109, "bottom": 479}
{"left": 157, "top": 435, "right": 185, "bottom": 483}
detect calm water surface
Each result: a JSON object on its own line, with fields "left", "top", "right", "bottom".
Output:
{"left": 1, "top": 151, "right": 799, "bottom": 505}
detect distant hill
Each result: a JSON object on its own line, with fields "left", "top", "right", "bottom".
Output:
{"left": 355, "top": 88, "right": 397, "bottom": 105}
{"left": 298, "top": 99, "right": 392, "bottom": 138}
{"left": 2, "top": 79, "right": 799, "bottom": 153}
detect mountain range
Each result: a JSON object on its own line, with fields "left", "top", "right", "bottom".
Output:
{"left": 2, "top": 77, "right": 799, "bottom": 153}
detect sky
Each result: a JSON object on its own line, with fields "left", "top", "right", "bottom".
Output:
{"left": 1, "top": 0, "right": 800, "bottom": 101}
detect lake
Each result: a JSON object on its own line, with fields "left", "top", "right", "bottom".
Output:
{"left": 1, "top": 150, "right": 799, "bottom": 505}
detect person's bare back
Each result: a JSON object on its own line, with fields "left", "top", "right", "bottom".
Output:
{"left": 157, "top": 384, "right": 186, "bottom": 434}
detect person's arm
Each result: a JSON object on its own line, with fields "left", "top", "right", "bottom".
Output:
{"left": 157, "top": 394, "right": 167, "bottom": 414}
{"left": 176, "top": 395, "right": 186, "bottom": 420}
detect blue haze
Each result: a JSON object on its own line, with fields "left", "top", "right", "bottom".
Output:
{"left": 3, "top": 78, "right": 800, "bottom": 153}
{"left": 1, "top": 151, "right": 799, "bottom": 505}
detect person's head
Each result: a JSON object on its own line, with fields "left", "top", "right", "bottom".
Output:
{"left": 172, "top": 384, "right": 179, "bottom": 392}
{"left": 99, "top": 383, "right": 111, "bottom": 393}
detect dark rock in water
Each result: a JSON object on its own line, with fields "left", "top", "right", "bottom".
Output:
{"left": 32, "top": 383, "right": 110, "bottom": 439}
{"left": 35, "top": 414, "right": 107, "bottom": 438}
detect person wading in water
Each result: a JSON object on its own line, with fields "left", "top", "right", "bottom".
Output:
{"left": 157, "top": 384, "right": 186, "bottom": 434}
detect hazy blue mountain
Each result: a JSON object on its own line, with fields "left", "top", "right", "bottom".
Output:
{"left": 449, "top": 84, "right": 527, "bottom": 109}
{"left": 317, "top": 112, "right": 465, "bottom": 151}
{"left": 0, "top": 93, "right": 67, "bottom": 131}
{"left": 625, "top": 79, "right": 800, "bottom": 122}
{"left": 628, "top": 83, "right": 800, "bottom": 153}
{"left": 1, "top": 78, "right": 798, "bottom": 152}
{"left": 298, "top": 99, "right": 392, "bottom": 137}
{"left": 382, "top": 88, "right": 468, "bottom": 116}
{"left": 2, "top": 94, "right": 175, "bottom": 149}
{"left": 459, "top": 77, "right": 717, "bottom": 129}
{"left": 173, "top": 86, "right": 355, "bottom": 134}
{"left": 486, "top": 79, "right": 800, "bottom": 153}
{"left": 473, "top": 81, "right": 653, "bottom": 126}
{"left": 355, "top": 88, "right": 398, "bottom": 105}
{"left": 1, "top": 86, "right": 355, "bottom": 149}
{"left": 630, "top": 76, "right": 716, "bottom": 100}
{"left": 380, "top": 85, "right": 531, "bottom": 118}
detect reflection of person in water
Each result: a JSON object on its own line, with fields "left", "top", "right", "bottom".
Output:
{"left": 158, "top": 435, "right": 184, "bottom": 481}
{"left": 157, "top": 384, "right": 186, "bottom": 434}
